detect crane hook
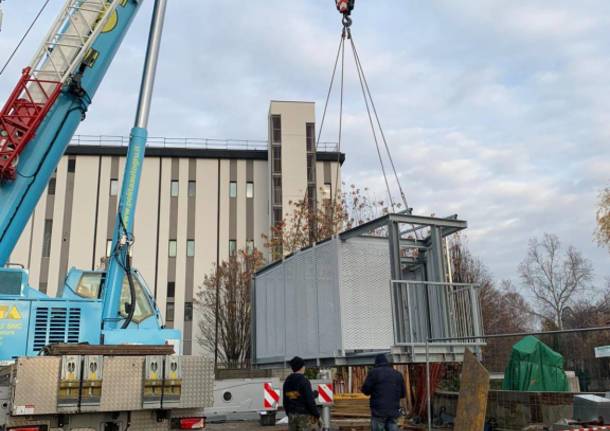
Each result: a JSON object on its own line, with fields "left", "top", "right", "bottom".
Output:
{"left": 336, "top": 0, "right": 354, "bottom": 28}
{"left": 336, "top": 0, "right": 354, "bottom": 15}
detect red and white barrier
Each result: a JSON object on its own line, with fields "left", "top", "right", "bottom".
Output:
{"left": 263, "top": 382, "right": 280, "bottom": 410}
{"left": 317, "top": 383, "right": 334, "bottom": 405}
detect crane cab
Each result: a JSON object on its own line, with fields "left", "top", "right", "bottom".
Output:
{"left": 0, "top": 266, "right": 180, "bottom": 361}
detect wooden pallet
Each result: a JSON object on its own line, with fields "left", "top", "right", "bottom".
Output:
{"left": 332, "top": 398, "right": 371, "bottom": 418}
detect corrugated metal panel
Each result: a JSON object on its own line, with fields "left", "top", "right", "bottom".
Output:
{"left": 284, "top": 249, "right": 318, "bottom": 358}
{"left": 315, "top": 239, "right": 341, "bottom": 357}
{"left": 255, "top": 240, "right": 342, "bottom": 363}
{"left": 255, "top": 265, "right": 285, "bottom": 360}
{"left": 338, "top": 237, "right": 393, "bottom": 351}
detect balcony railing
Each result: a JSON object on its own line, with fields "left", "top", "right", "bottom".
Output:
{"left": 391, "top": 280, "right": 484, "bottom": 346}
{"left": 70, "top": 134, "right": 339, "bottom": 152}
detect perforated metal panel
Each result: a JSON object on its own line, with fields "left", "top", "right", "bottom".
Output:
{"left": 338, "top": 237, "right": 394, "bottom": 351}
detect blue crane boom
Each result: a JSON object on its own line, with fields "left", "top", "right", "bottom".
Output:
{"left": 0, "top": 0, "right": 180, "bottom": 360}
{"left": 0, "top": 0, "right": 141, "bottom": 262}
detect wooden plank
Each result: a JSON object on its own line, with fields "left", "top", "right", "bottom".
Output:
{"left": 42, "top": 343, "right": 175, "bottom": 356}
{"left": 403, "top": 365, "right": 413, "bottom": 414}
{"left": 454, "top": 349, "right": 490, "bottom": 431}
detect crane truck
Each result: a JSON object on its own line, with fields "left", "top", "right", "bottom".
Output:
{"left": 0, "top": 0, "right": 214, "bottom": 429}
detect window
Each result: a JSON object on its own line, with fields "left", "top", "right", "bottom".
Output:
{"left": 167, "top": 281, "right": 175, "bottom": 298}
{"left": 165, "top": 302, "right": 175, "bottom": 322}
{"left": 110, "top": 178, "right": 119, "bottom": 196}
{"left": 307, "top": 154, "right": 315, "bottom": 182}
{"left": 106, "top": 239, "right": 113, "bottom": 257}
{"left": 75, "top": 272, "right": 103, "bottom": 299}
{"left": 306, "top": 122, "right": 315, "bottom": 152}
{"left": 184, "top": 302, "right": 193, "bottom": 322}
{"left": 246, "top": 240, "right": 254, "bottom": 254}
{"left": 119, "top": 274, "right": 154, "bottom": 323}
{"left": 187, "top": 240, "right": 195, "bottom": 257}
{"left": 168, "top": 240, "right": 177, "bottom": 257}
{"left": 272, "top": 147, "right": 281, "bottom": 173}
{"left": 188, "top": 180, "right": 196, "bottom": 197}
{"left": 229, "top": 181, "right": 237, "bottom": 198}
{"left": 323, "top": 183, "right": 332, "bottom": 200}
{"left": 42, "top": 220, "right": 53, "bottom": 258}
{"left": 271, "top": 115, "right": 281, "bottom": 143}
{"left": 170, "top": 180, "right": 179, "bottom": 197}
{"left": 246, "top": 182, "right": 254, "bottom": 199}
{"left": 273, "top": 208, "right": 282, "bottom": 225}
{"left": 307, "top": 187, "right": 316, "bottom": 206}
{"left": 273, "top": 177, "right": 282, "bottom": 205}
{"left": 67, "top": 159, "right": 76, "bottom": 173}
{"left": 0, "top": 271, "right": 22, "bottom": 296}
{"left": 229, "top": 240, "right": 237, "bottom": 256}
{"left": 48, "top": 178, "right": 56, "bottom": 195}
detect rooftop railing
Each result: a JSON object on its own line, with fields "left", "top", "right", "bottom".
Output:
{"left": 69, "top": 134, "right": 340, "bottom": 152}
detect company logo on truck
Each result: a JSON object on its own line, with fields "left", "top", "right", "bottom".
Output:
{"left": 0, "top": 305, "right": 22, "bottom": 320}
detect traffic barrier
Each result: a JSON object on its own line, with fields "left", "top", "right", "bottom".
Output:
{"left": 263, "top": 382, "right": 280, "bottom": 410}
{"left": 317, "top": 383, "right": 334, "bottom": 405}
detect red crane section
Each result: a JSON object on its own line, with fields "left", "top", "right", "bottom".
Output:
{"left": 0, "top": 67, "right": 62, "bottom": 181}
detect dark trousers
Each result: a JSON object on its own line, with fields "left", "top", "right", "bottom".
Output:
{"left": 371, "top": 416, "right": 398, "bottom": 431}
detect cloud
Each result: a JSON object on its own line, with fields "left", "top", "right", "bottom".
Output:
{"left": 0, "top": 0, "right": 608, "bottom": 286}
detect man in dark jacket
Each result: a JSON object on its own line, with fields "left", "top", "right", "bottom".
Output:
{"left": 362, "top": 353, "right": 406, "bottom": 431}
{"left": 283, "top": 356, "right": 320, "bottom": 430}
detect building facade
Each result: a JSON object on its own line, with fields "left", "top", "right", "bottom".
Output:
{"left": 9, "top": 101, "right": 343, "bottom": 355}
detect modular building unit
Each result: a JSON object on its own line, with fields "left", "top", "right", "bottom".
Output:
{"left": 252, "top": 213, "right": 484, "bottom": 367}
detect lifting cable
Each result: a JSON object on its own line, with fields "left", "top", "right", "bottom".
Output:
{"left": 317, "top": 1, "right": 414, "bottom": 222}
{"left": 0, "top": 0, "right": 53, "bottom": 76}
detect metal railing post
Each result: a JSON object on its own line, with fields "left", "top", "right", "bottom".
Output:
{"left": 321, "top": 405, "right": 331, "bottom": 430}
{"left": 426, "top": 339, "right": 431, "bottom": 430}
{"left": 469, "top": 285, "right": 482, "bottom": 338}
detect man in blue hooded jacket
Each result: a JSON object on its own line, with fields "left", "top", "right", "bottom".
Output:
{"left": 361, "top": 353, "right": 406, "bottom": 431}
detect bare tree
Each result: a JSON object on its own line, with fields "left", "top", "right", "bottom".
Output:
{"left": 597, "top": 187, "right": 610, "bottom": 249}
{"left": 519, "top": 233, "right": 593, "bottom": 330}
{"left": 264, "top": 183, "right": 397, "bottom": 257}
{"left": 449, "top": 235, "right": 532, "bottom": 334}
{"left": 448, "top": 235, "right": 532, "bottom": 370}
{"left": 195, "top": 249, "right": 264, "bottom": 368}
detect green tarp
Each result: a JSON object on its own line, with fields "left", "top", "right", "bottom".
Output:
{"left": 501, "top": 335, "right": 569, "bottom": 392}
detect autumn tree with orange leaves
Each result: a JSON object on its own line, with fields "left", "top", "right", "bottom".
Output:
{"left": 264, "top": 183, "right": 399, "bottom": 258}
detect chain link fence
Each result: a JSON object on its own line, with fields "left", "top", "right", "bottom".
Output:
{"left": 423, "top": 327, "right": 610, "bottom": 430}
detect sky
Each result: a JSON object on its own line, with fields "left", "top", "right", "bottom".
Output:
{"left": 0, "top": 0, "right": 609, "bottom": 293}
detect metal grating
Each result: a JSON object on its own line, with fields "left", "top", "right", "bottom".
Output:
{"left": 33, "top": 307, "right": 81, "bottom": 352}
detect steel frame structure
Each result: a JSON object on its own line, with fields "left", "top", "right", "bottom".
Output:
{"left": 252, "top": 212, "right": 485, "bottom": 367}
